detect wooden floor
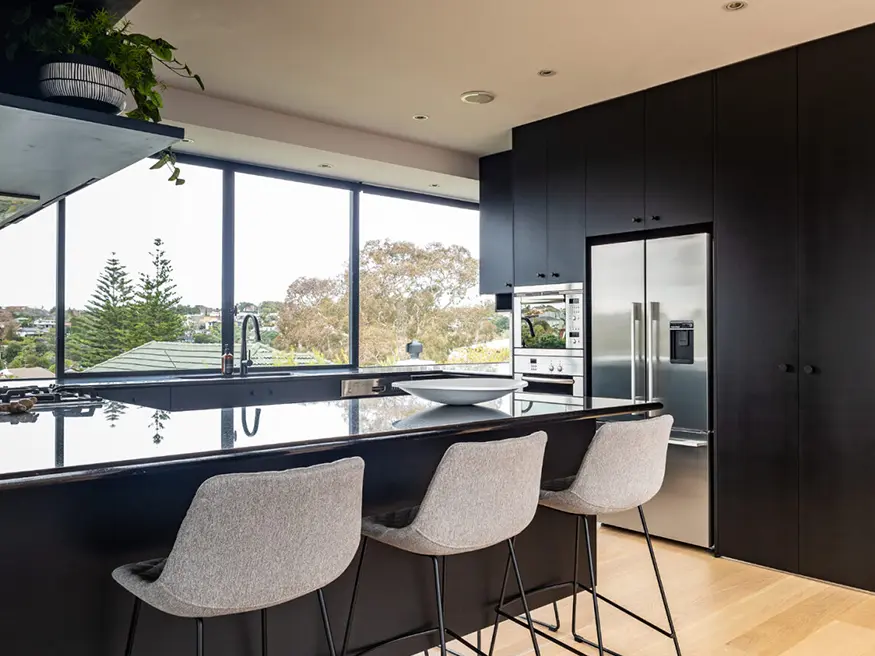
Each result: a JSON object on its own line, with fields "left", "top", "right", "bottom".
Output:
{"left": 457, "top": 526, "right": 875, "bottom": 656}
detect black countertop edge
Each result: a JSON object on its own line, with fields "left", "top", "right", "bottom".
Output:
{"left": 55, "top": 366, "right": 512, "bottom": 389}
{"left": 0, "top": 401, "right": 661, "bottom": 491}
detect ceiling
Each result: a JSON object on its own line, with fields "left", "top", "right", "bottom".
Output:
{"left": 129, "top": 0, "right": 875, "bottom": 157}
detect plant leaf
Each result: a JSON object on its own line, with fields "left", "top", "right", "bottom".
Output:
{"left": 168, "top": 167, "right": 180, "bottom": 182}
{"left": 175, "top": 178, "right": 186, "bottom": 186}
{"left": 193, "top": 74, "right": 204, "bottom": 90}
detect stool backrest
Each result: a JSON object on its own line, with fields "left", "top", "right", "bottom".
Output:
{"left": 567, "top": 415, "right": 673, "bottom": 513}
{"left": 158, "top": 457, "right": 364, "bottom": 612}
{"left": 411, "top": 431, "right": 548, "bottom": 551}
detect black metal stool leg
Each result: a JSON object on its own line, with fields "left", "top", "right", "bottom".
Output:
{"left": 639, "top": 507, "right": 682, "bottom": 656}
{"left": 432, "top": 557, "right": 448, "bottom": 656}
{"left": 341, "top": 537, "right": 369, "bottom": 656}
{"left": 488, "top": 548, "right": 512, "bottom": 656}
{"left": 571, "top": 515, "right": 582, "bottom": 641}
{"left": 261, "top": 608, "right": 268, "bottom": 656}
{"left": 507, "top": 539, "right": 541, "bottom": 656}
{"left": 581, "top": 516, "right": 604, "bottom": 656}
{"left": 124, "top": 597, "right": 141, "bottom": 656}
{"left": 195, "top": 618, "right": 204, "bottom": 656}
{"left": 318, "top": 589, "right": 338, "bottom": 656}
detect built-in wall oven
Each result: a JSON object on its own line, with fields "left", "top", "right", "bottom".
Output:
{"left": 512, "top": 283, "right": 585, "bottom": 404}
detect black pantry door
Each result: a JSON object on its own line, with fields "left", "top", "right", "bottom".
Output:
{"left": 546, "top": 109, "right": 586, "bottom": 284}
{"left": 798, "top": 26, "right": 875, "bottom": 591}
{"left": 478, "top": 151, "right": 514, "bottom": 294}
{"left": 512, "top": 121, "right": 549, "bottom": 285}
{"left": 713, "top": 49, "right": 799, "bottom": 573}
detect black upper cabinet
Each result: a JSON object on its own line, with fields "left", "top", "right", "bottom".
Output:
{"left": 714, "top": 50, "right": 799, "bottom": 574}
{"left": 798, "top": 26, "right": 875, "bottom": 592}
{"left": 645, "top": 72, "right": 714, "bottom": 228}
{"left": 584, "top": 93, "right": 646, "bottom": 237}
{"left": 512, "top": 122, "right": 549, "bottom": 286}
{"left": 479, "top": 151, "right": 514, "bottom": 294}
{"left": 546, "top": 110, "right": 586, "bottom": 283}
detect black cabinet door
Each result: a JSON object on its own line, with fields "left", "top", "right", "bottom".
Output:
{"left": 479, "top": 151, "right": 514, "bottom": 294}
{"left": 798, "top": 26, "right": 875, "bottom": 592}
{"left": 512, "top": 122, "right": 549, "bottom": 286}
{"left": 546, "top": 110, "right": 586, "bottom": 284}
{"left": 584, "top": 93, "right": 645, "bottom": 237}
{"left": 645, "top": 72, "right": 714, "bottom": 228}
{"left": 714, "top": 50, "right": 799, "bottom": 574}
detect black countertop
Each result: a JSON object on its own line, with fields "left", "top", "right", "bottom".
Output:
{"left": 0, "top": 394, "right": 660, "bottom": 488}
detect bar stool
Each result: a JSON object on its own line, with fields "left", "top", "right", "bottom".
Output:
{"left": 492, "top": 415, "right": 681, "bottom": 656}
{"left": 341, "top": 432, "right": 549, "bottom": 656}
{"left": 112, "top": 457, "right": 365, "bottom": 656}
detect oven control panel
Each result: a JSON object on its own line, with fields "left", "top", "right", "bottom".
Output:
{"left": 566, "top": 294, "right": 584, "bottom": 348}
{"left": 514, "top": 355, "right": 585, "bottom": 377}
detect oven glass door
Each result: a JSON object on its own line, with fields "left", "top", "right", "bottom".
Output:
{"left": 517, "top": 295, "right": 571, "bottom": 349}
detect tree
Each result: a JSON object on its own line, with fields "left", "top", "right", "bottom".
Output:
{"left": 67, "top": 254, "right": 135, "bottom": 368}
{"left": 0, "top": 308, "right": 19, "bottom": 341}
{"left": 128, "top": 238, "right": 185, "bottom": 347}
{"left": 276, "top": 239, "right": 501, "bottom": 365}
{"left": 6, "top": 334, "right": 55, "bottom": 371}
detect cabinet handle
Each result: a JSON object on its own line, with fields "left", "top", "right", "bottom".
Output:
{"left": 505, "top": 282, "right": 513, "bottom": 288}
{"left": 632, "top": 217, "right": 643, "bottom": 224}
{"left": 551, "top": 272, "right": 560, "bottom": 278}
{"left": 803, "top": 365, "right": 816, "bottom": 375}
{"left": 778, "top": 363, "right": 794, "bottom": 373}
{"left": 651, "top": 215, "right": 661, "bottom": 222}
{"left": 537, "top": 273, "right": 547, "bottom": 279}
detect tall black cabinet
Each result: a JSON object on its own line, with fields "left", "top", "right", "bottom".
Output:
{"left": 798, "top": 27, "right": 875, "bottom": 592}
{"left": 714, "top": 49, "right": 799, "bottom": 574}
{"left": 478, "top": 151, "right": 514, "bottom": 294}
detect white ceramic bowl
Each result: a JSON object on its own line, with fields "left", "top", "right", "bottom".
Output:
{"left": 392, "top": 377, "right": 527, "bottom": 406}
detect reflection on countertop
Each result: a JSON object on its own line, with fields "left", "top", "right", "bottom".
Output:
{"left": 0, "top": 393, "right": 657, "bottom": 485}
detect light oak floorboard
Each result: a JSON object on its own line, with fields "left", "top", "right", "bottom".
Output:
{"left": 444, "top": 526, "right": 875, "bottom": 656}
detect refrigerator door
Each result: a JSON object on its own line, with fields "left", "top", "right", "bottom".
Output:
{"left": 644, "top": 233, "right": 710, "bottom": 432}
{"left": 590, "top": 241, "right": 646, "bottom": 402}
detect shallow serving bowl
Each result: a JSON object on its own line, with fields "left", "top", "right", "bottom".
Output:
{"left": 392, "top": 377, "right": 527, "bottom": 406}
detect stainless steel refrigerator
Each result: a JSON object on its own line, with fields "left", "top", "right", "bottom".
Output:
{"left": 590, "top": 233, "right": 711, "bottom": 548}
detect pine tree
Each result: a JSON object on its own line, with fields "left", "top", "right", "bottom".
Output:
{"left": 128, "top": 238, "right": 185, "bottom": 347}
{"left": 67, "top": 254, "right": 135, "bottom": 369}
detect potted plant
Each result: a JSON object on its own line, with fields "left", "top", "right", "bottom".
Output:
{"left": 8, "top": 3, "right": 204, "bottom": 184}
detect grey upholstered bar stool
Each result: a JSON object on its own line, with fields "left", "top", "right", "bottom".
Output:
{"left": 112, "top": 457, "right": 365, "bottom": 656}
{"left": 341, "top": 432, "right": 548, "bottom": 656}
{"left": 492, "top": 415, "right": 680, "bottom": 656}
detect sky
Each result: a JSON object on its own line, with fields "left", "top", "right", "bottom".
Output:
{"left": 0, "top": 160, "right": 480, "bottom": 310}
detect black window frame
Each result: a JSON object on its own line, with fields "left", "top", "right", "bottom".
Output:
{"left": 47, "top": 152, "right": 477, "bottom": 380}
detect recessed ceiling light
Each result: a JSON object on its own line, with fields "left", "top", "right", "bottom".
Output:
{"left": 538, "top": 69, "right": 557, "bottom": 77}
{"left": 181, "top": 137, "right": 195, "bottom": 144}
{"left": 460, "top": 91, "right": 495, "bottom": 105}
{"left": 429, "top": 183, "right": 440, "bottom": 188}
{"left": 317, "top": 163, "right": 333, "bottom": 169}
{"left": 412, "top": 114, "right": 430, "bottom": 121}
{"left": 723, "top": 1, "right": 748, "bottom": 10}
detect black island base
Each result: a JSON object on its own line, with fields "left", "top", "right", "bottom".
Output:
{"left": 0, "top": 393, "right": 660, "bottom": 656}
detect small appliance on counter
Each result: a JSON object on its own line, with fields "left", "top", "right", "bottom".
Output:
{"left": 512, "top": 283, "right": 586, "bottom": 405}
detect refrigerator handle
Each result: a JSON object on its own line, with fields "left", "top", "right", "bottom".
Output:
{"left": 647, "top": 302, "right": 659, "bottom": 403}
{"left": 630, "top": 302, "right": 642, "bottom": 400}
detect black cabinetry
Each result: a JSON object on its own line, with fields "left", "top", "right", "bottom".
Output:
{"left": 479, "top": 151, "right": 514, "bottom": 294}
{"left": 646, "top": 73, "right": 714, "bottom": 228}
{"left": 512, "top": 121, "right": 549, "bottom": 286}
{"left": 798, "top": 27, "right": 875, "bottom": 592}
{"left": 714, "top": 50, "right": 799, "bottom": 573}
{"left": 584, "top": 93, "right": 646, "bottom": 236}
{"left": 546, "top": 110, "right": 586, "bottom": 283}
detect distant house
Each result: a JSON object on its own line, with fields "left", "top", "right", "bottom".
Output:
{"left": 84, "top": 341, "right": 287, "bottom": 373}
{"left": 0, "top": 367, "right": 55, "bottom": 380}
{"left": 15, "top": 326, "right": 46, "bottom": 338}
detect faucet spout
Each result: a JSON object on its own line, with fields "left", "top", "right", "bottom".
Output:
{"left": 239, "top": 313, "right": 262, "bottom": 377}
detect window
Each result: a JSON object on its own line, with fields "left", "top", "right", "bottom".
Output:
{"left": 234, "top": 173, "right": 351, "bottom": 367}
{"left": 0, "top": 206, "right": 57, "bottom": 380}
{"left": 64, "top": 160, "right": 223, "bottom": 373}
{"left": 358, "top": 193, "right": 509, "bottom": 367}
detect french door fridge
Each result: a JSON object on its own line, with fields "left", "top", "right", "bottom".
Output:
{"left": 590, "top": 233, "right": 711, "bottom": 548}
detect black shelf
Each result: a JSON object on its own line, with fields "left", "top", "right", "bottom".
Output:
{"left": 0, "top": 92, "right": 183, "bottom": 230}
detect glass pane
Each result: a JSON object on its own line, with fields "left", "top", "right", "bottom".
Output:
{"left": 234, "top": 174, "right": 350, "bottom": 367}
{"left": 0, "top": 206, "right": 57, "bottom": 380}
{"left": 65, "top": 160, "right": 222, "bottom": 373}
{"left": 358, "top": 193, "right": 510, "bottom": 368}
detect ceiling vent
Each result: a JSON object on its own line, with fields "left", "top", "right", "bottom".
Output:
{"left": 460, "top": 91, "right": 495, "bottom": 105}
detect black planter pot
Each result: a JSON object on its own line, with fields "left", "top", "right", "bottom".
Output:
{"left": 38, "top": 53, "right": 127, "bottom": 114}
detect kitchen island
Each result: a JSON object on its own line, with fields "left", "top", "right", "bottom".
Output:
{"left": 0, "top": 393, "right": 659, "bottom": 656}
